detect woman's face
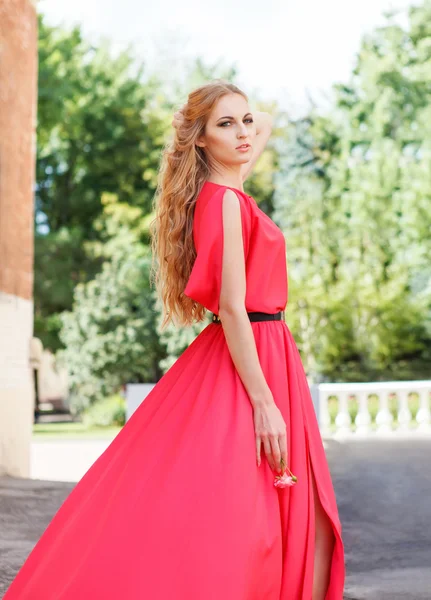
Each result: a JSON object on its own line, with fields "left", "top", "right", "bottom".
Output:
{"left": 196, "top": 93, "right": 256, "bottom": 167}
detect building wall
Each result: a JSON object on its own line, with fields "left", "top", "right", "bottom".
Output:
{"left": 0, "top": 0, "right": 38, "bottom": 476}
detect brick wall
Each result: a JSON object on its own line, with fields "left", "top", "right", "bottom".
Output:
{"left": 0, "top": 0, "right": 37, "bottom": 299}
{"left": 0, "top": 0, "right": 38, "bottom": 476}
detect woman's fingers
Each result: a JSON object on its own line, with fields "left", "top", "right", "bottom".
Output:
{"left": 256, "top": 436, "right": 261, "bottom": 466}
{"left": 263, "top": 436, "right": 275, "bottom": 471}
{"left": 253, "top": 402, "right": 287, "bottom": 473}
{"left": 257, "top": 433, "right": 288, "bottom": 474}
{"left": 270, "top": 435, "right": 283, "bottom": 474}
{"left": 278, "top": 431, "right": 288, "bottom": 474}
{"left": 268, "top": 434, "right": 287, "bottom": 475}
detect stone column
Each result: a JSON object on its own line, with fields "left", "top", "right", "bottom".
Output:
{"left": 0, "top": 0, "right": 38, "bottom": 476}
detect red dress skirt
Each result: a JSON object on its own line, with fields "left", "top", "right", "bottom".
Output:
{"left": 4, "top": 181, "right": 345, "bottom": 599}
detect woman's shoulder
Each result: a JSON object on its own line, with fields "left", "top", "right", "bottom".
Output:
{"left": 193, "top": 181, "right": 255, "bottom": 249}
{"left": 198, "top": 181, "right": 255, "bottom": 215}
{"left": 201, "top": 180, "right": 252, "bottom": 199}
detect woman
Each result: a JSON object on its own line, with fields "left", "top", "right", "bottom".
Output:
{"left": 4, "top": 80, "right": 345, "bottom": 599}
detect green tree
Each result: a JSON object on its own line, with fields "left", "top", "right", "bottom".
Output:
{"left": 56, "top": 195, "right": 160, "bottom": 412}
{"left": 275, "top": 1, "right": 431, "bottom": 380}
{"left": 35, "top": 13, "right": 166, "bottom": 349}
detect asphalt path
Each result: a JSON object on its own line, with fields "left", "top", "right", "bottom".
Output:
{"left": 1, "top": 438, "right": 430, "bottom": 599}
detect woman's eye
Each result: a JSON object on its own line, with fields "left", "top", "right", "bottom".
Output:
{"left": 220, "top": 118, "right": 253, "bottom": 127}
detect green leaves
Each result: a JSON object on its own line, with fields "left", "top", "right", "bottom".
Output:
{"left": 273, "top": 2, "right": 431, "bottom": 381}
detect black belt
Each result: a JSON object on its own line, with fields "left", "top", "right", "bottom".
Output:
{"left": 211, "top": 310, "right": 285, "bottom": 324}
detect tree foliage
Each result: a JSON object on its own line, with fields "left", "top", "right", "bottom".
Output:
{"left": 275, "top": 1, "right": 431, "bottom": 380}
{"left": 36, "top": 3, "right": 431, "bottom": 406}
{"left": 35, "top": 13, "right": 166, "bottom": 349}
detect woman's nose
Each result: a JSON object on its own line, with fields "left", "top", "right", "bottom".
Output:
{"left": 238, "top": 124, "right": 248, "bottom": 137}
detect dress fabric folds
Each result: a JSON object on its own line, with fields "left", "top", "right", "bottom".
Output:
{"left": 4, "top": 180, "right": 345, "bottom": 599}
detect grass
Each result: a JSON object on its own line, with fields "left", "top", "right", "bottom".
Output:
{"left": 33, "top": 421, "right": 122, "bottom": 440}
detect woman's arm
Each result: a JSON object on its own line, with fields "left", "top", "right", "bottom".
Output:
{"left": 218, "top": 189, "right": 287, "bottom": 474}
{"left": 240, "top": 110, "right": 273, "bottom": 183}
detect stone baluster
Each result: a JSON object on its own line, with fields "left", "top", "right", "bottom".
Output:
{"left": 355, "top": 391, "right": 372, "bottom": 436}
{"left": 334, "top": 391, "right": 352, "bottom": 437}
{"left": 319, "top": 391, "right": 332, "bottom": 437}
{"left": 375, "top": 389, "right": 394, "bottom": 434}
{"left": 415, "top": 388, "right": 431, "bottom": 433}
{"left": 397, "top": 389, "right": 412, "bottom": 432}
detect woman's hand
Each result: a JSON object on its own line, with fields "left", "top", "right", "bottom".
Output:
{"left": 253, "top": 398, "right": 288, "bottom": 474}
{"left": 172, "top": 106, "right": 185, "bottom": 130}
{"left": 253, "top": 110, "right": 274, "bottom": 135}
{"left": 240, "top": 110, "right": 273, "bottom": 183}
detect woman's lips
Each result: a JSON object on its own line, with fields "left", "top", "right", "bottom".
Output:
{"left": 236, "top": 144, "right": 251, "bottom": 152}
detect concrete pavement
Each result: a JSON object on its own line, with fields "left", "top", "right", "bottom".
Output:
{"left": 325, "top": 438, "right": 431, "bottom": 600}
{"left": 1, "top": 438, "right": 430, "bottom": 598}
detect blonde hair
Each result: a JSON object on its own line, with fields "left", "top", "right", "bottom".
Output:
{"left": 149, "top": 79, "right": 248, "bottom": 329}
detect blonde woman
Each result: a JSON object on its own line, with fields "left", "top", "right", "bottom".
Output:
{"left": 4, "top": 80, "right": 345, "bottom": 599}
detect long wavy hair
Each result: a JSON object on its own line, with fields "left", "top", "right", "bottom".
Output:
{"left": 149, "top": 79, "right": 248, "bottom": 330}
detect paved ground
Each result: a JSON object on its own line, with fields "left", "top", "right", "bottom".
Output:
{"left": 1, "top": 438, "right": 430, "bottom": 598}
{"left": 325, "top": 438, "right": 431, "bottom": 600}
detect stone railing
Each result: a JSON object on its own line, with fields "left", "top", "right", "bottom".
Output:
{"left": 310, "top": 380, "right": 431, "bottom": 438}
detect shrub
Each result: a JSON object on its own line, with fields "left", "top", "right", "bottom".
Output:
{"left": 82, "top": 393, "right": 126, "bottom": 427}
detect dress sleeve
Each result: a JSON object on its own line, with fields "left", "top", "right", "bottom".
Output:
{"left": 183, "top": 187, "right": 253, "bottom": 315}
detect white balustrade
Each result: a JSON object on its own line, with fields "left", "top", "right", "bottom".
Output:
{"left": 318, "top": 390, "right": 332, "bottom": 438}
{"left": 417, "top": 389, "right": 431, "bottom": 433}
{"left": 309, "top": 380, "right": 431, "bottom": 438}
{"left": 355, "top": 390, "right": 372, "bottom": 436}
{"left": 334, "top": 391, "right": 352, "bottom": 436}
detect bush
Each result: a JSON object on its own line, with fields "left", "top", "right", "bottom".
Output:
{"left": 82, "top": 393, "right": 126, "bottom": 427}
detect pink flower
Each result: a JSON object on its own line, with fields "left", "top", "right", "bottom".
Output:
{"left": 273, "top": 459, "right": 298, "bottom": 488}
{"left": 274, "top": 472, "right": 297, "bottom": 488}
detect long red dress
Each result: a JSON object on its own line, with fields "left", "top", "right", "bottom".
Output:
{"left": 4, "top": 181, "right": 345, "bottom": 599}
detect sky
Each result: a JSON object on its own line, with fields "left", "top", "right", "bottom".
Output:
{"left": 38, "top": 0, "right": 412, "bottom": 117}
